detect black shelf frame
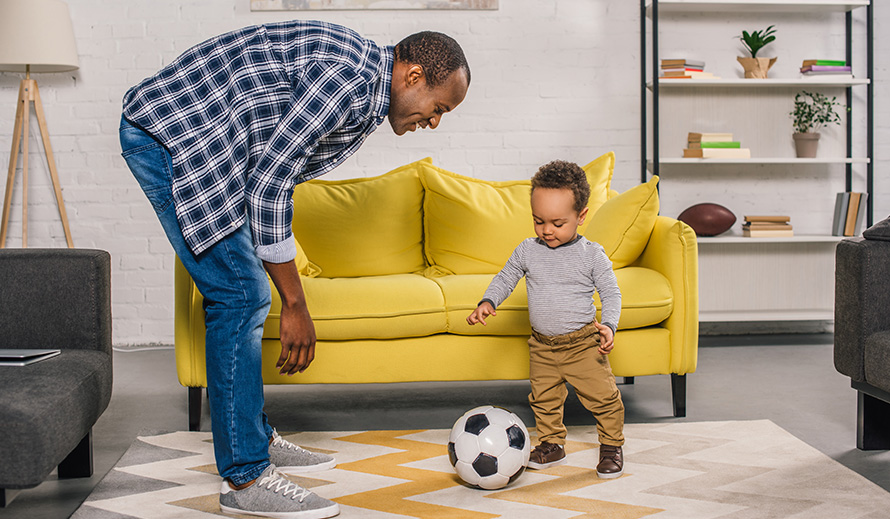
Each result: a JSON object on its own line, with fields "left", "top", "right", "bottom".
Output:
{"left": 640, "top": 1, "right": 874, "bottom": 226}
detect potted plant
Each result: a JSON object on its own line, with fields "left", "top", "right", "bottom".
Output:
{"left": 790, "top": 91, "right": 847, "bottom": 158}
{"left": 737, "top": 25, "right": 777, "bottom": 78}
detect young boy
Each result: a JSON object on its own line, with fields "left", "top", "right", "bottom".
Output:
{"left": 466, "top": 160, "right": 625, "bottom": 478}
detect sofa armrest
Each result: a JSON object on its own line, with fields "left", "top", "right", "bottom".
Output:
{"left": 835, "top": 238, "right": 890, "bottom": 382}
{"left": 0, "top": 248, "right": 112, "bottom": 355}
{"left": 631, "top": 216, "right": 699, "bottom": 374}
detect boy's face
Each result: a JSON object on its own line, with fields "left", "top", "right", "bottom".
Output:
{"left": 531, "top": 187, "right": 588, "bottom": 248}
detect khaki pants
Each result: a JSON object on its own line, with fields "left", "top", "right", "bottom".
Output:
{"left": 528, "top": 321, "right": 625, "bottom": 447}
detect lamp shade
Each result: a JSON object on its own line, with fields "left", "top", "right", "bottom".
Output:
{"left": 0, "top": 0, "right": 79, "bottom": 73}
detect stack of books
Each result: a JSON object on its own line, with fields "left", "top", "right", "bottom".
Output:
{"left": 742, "top": 216, "right": 793, "bottom": 237}
{"left": 684, "top": 132, "right": 751, "bottom": 158}
{"left": 660, "top": 58, "right": 719, "bottom": 80}
{"left": 800, "top": 59, "right": 853, "bottom": 79}
{"left": 832, "top": 191, "right": 869, "bottom": 236}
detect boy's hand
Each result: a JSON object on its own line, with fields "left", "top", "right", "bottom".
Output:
{"left": 467, "top": 301, "right": 497, "bottom": 326}
{"left": 595, "top": 322, "right": 615, "bottom": 355}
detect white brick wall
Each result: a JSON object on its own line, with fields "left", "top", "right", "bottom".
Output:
{"left": 0, "top": 1, "right": 886, "bottom": 344}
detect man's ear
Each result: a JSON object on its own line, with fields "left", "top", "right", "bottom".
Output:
{"left": 405, "top": 64, "right": 425, "bottom": 87}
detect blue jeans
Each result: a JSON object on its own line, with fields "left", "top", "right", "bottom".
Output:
{"left": 119, "top": 116, "right": 273, "bottom": 485}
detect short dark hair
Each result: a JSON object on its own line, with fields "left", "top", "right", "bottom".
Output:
{"left": 394, "top": 31, "right": 470, "bottom": 87}
{"left": 531, "top": 160, "right": 590, "bottom": 214}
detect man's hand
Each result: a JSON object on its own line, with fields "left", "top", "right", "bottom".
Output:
{"left": 595, "top": 322, "right": 615, "bottom": 355}
{"left": 264, "top": 260, "right": 316, "bottom": 375}
{"left": 467, "top": 301, "right": 497, "bottom": 326}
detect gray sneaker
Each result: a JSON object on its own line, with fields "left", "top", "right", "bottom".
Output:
{"left": 269, "top": 429, "right": 336, "bottom": 474}
{"left": 219, "top": 465, "right": 340, "bottom": 519}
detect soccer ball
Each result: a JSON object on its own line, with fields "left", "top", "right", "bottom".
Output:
{"left": 447, "top": 405, "right": 531, "bottom": 490}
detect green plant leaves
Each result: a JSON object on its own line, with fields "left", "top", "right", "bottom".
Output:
{"left": 790, "top": 90, "right": 848, "bottom": 133}
{"left": 740, "top": 25, "right": 776, "bottom": 58}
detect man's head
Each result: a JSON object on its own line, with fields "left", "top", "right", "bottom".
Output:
{"left": 388, "top": 31, "right": 470, "bottom": 135}
{"left": 530, "top": 161, "right": 591, "bottom": 248}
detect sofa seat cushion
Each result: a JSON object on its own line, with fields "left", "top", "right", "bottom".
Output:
{"left": 0, "top": 350, "right": 112, "bottom": 488}
{"left": 433, "top": 267, "right": 673, "bottom": 336}
{"left": 263, "top": 274, "right": 447, "bottom": 341}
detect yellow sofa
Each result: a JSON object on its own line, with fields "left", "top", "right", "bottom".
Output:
{"left": 174, "top": 153, "right": 699, "bottom": 430}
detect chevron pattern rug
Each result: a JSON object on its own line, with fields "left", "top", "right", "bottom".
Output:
{"left": 73, "top": 420, "right": 890, "bottom": 518}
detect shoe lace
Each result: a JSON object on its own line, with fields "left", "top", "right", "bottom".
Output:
{"left": 271, "top": 429, "right": 310, "bottom": 454}
{"left": 258, "top": 468, "right": 312, "bottom": 502}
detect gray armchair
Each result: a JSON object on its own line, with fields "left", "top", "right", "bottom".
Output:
{"left": 835, "top": 220, "right": 890, "bottom": 450}
{"left": 0, "top": 249, "right": 113, "bottom": 506}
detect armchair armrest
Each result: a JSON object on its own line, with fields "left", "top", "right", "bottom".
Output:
{"left": 835, "top": 238, "right": 890, "bottom": 382}
{"left": 0, "top": 248, "right": 111, "bottom": 355}
{"left": 632, "top": 216, "right": 699, "bottom": 374}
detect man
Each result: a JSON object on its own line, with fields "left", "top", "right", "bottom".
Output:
{"left": 119, "top": 20, "right": 469, "bottom": 519}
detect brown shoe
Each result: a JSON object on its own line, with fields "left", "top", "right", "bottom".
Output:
{"left": 527, "top": 442, "right": 566, "bottom": 470}
{"left": 596, "top": 444, "right": 623, "bottom": 478}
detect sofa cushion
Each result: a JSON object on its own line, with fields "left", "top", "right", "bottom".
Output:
{"left": 434, "top": 266, "right": 673, "bottom": 336}
{"left": 291, "top": 159, "right": 428, "bottom": 278}
{"left": 0, "top": 350, "right": 112, "bottom": 488}
{"left": 421, "top": 153, "right": 615, "bottom": 275}
{"left": 264, "top": 274, "right": 447, "bottom": 341}
{"left": 584, "top": 175, "right": 659, "bottom": 268}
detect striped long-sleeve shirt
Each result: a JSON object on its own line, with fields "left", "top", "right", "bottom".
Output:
{"left": 482, "top": 236, "right": 621, "bottom": 337}
{"left": 122, "top": 20, "right": 392, "bottom": 262}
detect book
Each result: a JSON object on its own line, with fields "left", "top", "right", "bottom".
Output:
{"left": 844, "top": 192, "right": 861, "bottom": 236}
{"left": 802, "top": 59, "right": 846, "bottom": 67}
{"left": 687, "top": 141, "right": 742, "bottom": 149}
{"left": 832, "top": 192, "right": 851, "bottom": 236}
{"left": 683, "top": 148, "right": 751, "bottom": 158}
{"left": 0, "top": 348, "right": 61, "bottom": 366}
{"left": 802, "top": 72, "right": 854, "bottom": 79}
{"left": 742, "top": 222, "right": 793, "bottom": 231}
{"left": 662, "top": 70, "right": 714, "bottom": 77}
{"left": 854, "top": 193, "right": 869, "bottom": 235}
{"left": 744, "top": 215, "right": 791, "bottom": 223}
{"left": 743, "top": 228, "right": 794, "bottom": 238}
{"left": 800, "top": 65, "right": 852, "bottom": 73}
{"left": 661, "top": 72, "right": 720, "bottom": 80}
{"left": 688, "top": 132, "right": 734, "bottom": 142}
{"left": 661, "top": 66, "right": 705, "bottom": 73}
{"left": 661, "top": 58, "right": 705, "bottom": 68}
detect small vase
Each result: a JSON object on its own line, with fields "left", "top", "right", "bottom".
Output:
{"left": 793, "top": 132, "right": 820, "bottom": 158}
{"left": 737, "top": 56, "right": 777, "bottom": 79}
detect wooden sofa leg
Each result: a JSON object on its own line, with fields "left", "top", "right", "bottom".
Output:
{"left": 621, "top": 377, "right": 635, "bottom": 385}
{"left": 858, "top": 390, "right": 890, "bottom": 450}
{"left": 189, "top": 387, "right": 203, "bottom": 431}
{"left": 58, "top": 430, "right": 93, "bottom": 479}
{"left": 671, "top": 374, "right": 687, "bottom": 418}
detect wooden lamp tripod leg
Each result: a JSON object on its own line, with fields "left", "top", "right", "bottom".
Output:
{"left": 1, "top": 80, "right": 27, "bottom": 248}
{"left": 32, "top": 81, "right": 73, "bottom": 248}
{"left": 0, "top": 78, "right": 74, "bottom": 248}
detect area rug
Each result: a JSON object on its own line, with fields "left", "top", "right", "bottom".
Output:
{"left": 73, "top": 420, "right": 890, "bottom": 518}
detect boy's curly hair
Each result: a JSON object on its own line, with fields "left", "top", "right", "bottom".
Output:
{"left": 531, "top": 160, "right": 590, "bottom": 214}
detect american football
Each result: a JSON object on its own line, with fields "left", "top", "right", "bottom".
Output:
{"left": 678, "top": 203, "right": 736, "bottom": 236}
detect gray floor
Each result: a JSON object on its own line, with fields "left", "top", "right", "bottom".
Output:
{"left": 2, "top": 334, "right": 889, "bottom": 518}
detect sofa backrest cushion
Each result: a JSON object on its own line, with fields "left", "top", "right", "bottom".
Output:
{"left": 584, "top": 175, "right": 660, "bottom": 269}
{"left": 421, "top": 152, "right": 616, "bottom": 275}
{"left": 291, "top": 159, "right": 428, "bottom": 278}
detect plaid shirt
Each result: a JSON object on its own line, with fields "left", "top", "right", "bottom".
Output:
{"left": 122, "top": 21, "right": 392, "bottom": 262}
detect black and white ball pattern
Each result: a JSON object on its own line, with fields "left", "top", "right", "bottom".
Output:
{"left": 447, "top": 405, "right": 531, "bottom": 490}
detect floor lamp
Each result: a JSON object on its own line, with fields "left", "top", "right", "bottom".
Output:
{"left": 0, "top": 0, "right": 79, "bottom": 248}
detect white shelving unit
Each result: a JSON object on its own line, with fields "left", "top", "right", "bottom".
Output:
{"left": 641, "top": 0, "right": 874, "bottom": 321}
